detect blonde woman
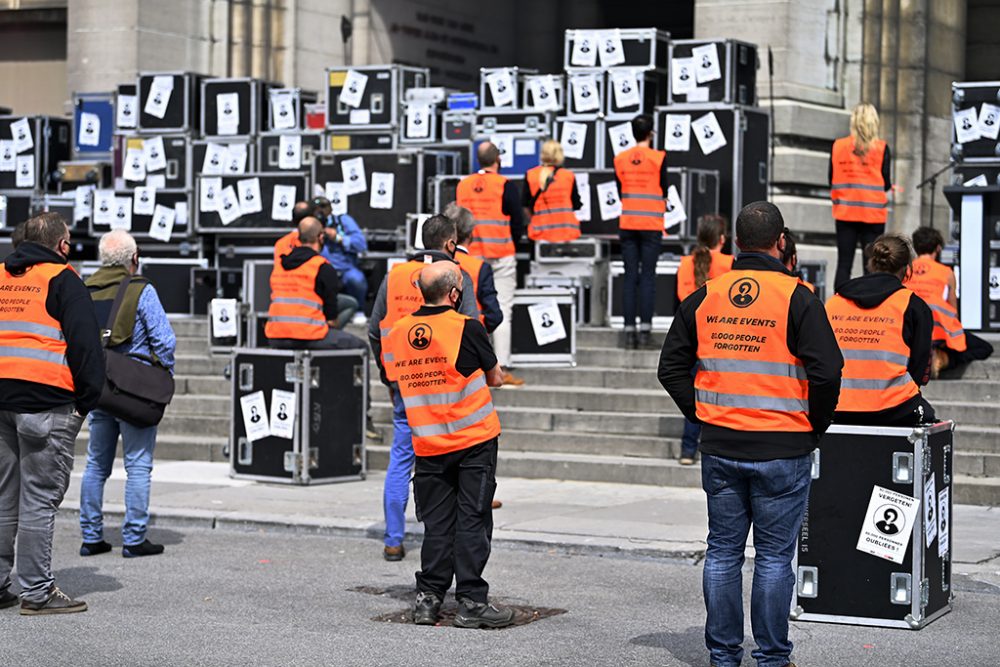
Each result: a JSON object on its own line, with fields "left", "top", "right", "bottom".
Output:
{"left": 830, "top": 103, "right": 892, "bottom": 289}
{"left": 522, "top": 139, "right": 582, "bottom": 243}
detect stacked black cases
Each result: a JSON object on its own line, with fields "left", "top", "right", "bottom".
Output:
{"left": 90, "top": 190, "right": 192, "bottom": 240}
{"left": 137, "top": 72, "right": 204, "bottom": 133}
{"left": 669, "top": 39, "right": 758, "bottom": 106}
{"left": 191, "top": 139, "right": 256, "bottom": 179}
{"left": 653, "top": 104, "right": 769, "bottom": 230}
{"left": 257, "top": 132, "right": 324, "bottom": 173}
{"left": 195, "top": 172, "right": 308, "bottom": 233}
{"left": 950, "top": 82, "right": 1000, "bottom": 162}
{"left": 0, "top": 116, "right": 72, "bottom": 192}
{"left": 604, "top": 68, "right": 669, "bottom": 120}
{"left": 943, "top": 182, "right": 1000, "bottom": 331}
{"left": 138, "top": 258, "right": 209, "bottom": 314}
{"left": 201, "top": 78, "right": 265, "bottom": 138}
{"left": 263, "top": 87, "right": 318, "bottom": 132}
{"left": 793, "top": 423, "right": 954, "bottom": 629}
{"left": 230, "top": 349, "right": 368, "bottom": 484}
{"left": 0, "top": 191, "right": 33, "bottom": 229}
{"left": 327, "top": 132, "right": 397, "bottom": 151}
{"left": 553, "top": 117, "right": 604, "bottom": 170}
{"left": 562, "top": 28, "right": 671, "bottom": 71}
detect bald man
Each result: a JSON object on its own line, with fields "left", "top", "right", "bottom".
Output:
{"left": 265, "top": 217, "right": 363, "bottom": 349}
{"left": 273, "top": 201, "right": 315, "bottom": 265}
{"left": 382, "top": 261, "right": 511, "bottom": 629}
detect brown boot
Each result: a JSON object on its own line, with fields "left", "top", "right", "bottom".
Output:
{"left": 501, "top": 371, "right": 525, "bottom": 386}
{"left": 931, "top": 348, "right": 949, "bottom": 379}
{"left": 383, "top": 544, "right": 405, "bottom": 561}
{"left": 491, "top": 499, "right": 503, "bottom": 509}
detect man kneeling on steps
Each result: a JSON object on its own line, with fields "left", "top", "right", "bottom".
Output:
{"left": 382, "top": 261, "right": 513, "bottom": 629}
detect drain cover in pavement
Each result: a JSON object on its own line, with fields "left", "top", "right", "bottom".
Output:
{"left": 350, "top": 585, "right": 567, "bottom": 628}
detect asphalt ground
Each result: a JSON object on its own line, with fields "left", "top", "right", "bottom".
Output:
{"left": 0, "top": 521, "right": 998, "bottom": 667}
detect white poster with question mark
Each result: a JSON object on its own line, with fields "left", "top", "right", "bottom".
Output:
{"left": 278, "top": 134, "right": 301, "bottom": 169}
{"left": 340, "top": 70, "right": 368, "bottom": 108}
{"left": 574, "top": 172, "right": 591, "bottom": 222}
{"left": 527, "top": 75, "right": 560, "bottom": 111}
{"left": 269, "top": 389, "right": 296, "bottom": 440}
{"left": 978, "top": 103, "right": 1000, "bottom": 141}
{"left": 92, "top": 189, "right": 116, "bottom": 225}
{"left": 116, "top": 94, "right": 137, "bottom": 128}
{"left": 123, "top": 148, "right": 146, "bottom": 182}
{"left": 610, "top": 69, "right": 640, "bottom": 109}
{"left": 607, "top": 121, "right": 636, "bottom": 156}
{"left": 664, "top": 185, "right": 686, "bottom": 232}
{"left": 560, "top": 121, "right": 588, "bottom": 161}
{"left": 144, "top": 75, "right": 174, "bottom": 119}
{"left": 217, "top": 185, "right": 241, "bottom": 225}
{"left": 570, "top": 73, "right": 600, "bottom": 113}
{"left": 954, "top": 107, "right": 981, "bottom": 144}
{"left": 325, "top": 182, "right": 348, "bottom": 215}
{"left": 0, "top": 140, "right": 14, "bottom": 171}
{"left": 78, "top": 112, "right": 101, "bottom": 147}
{"left": 201, "top": 142, "right": 226, "bottom": 175}
{"left": 216, "top": 92, "right": 240, "bottom": 135}
{"left": 596, "top": 180, "right": 622, "bottom": 221}
{"left": 111, "top": 197, "right": 132, "bottom": 230}
{"left": 143, "top": 136, "right": 167, "bottom": 172}
{"left": 10, "top": 117, "right": 33, "bottom": 154}
{"left": 598, "top": 29, "right": 625, "bottom": 68}
{"left": 406, "top": 104, "right": 431, "bottom": 138}
{"left": 570, "top": 30, "right": 598, "bottom": 67}
{"left": 485, "top": 69, "right": 516, "bottom": 107}
{"left": 671, "top": 58, "right": 696, "bottom": 95}
{"left": 370, "top": 172, "right": 395, "bottom": 209}
{"left": 527, "top": 301, "right": 567, "bottom": 346}
{"left": 270, "top": 90, "right": 296, "bottom": 130}
{"left": 15, "top": 155, "right": 34, "bottom": 188}
{"left": 132, "top": 185, "right": 156, "bottom": 215}
{"left": 664, "top": 114, "right": 691, "bottom": 152}
{"left": 200, "top": 176, "right": 222, "bottom": 212}
{"left": 341, "top": 156, "right": 367, "bottom": 195}
{"left": 272, "top": 184, "right": 296, "bottom": 222}
{"left": 490, "top": 134, "right": 513, "bottom": 169}
{"left": 240, "top": 390, "right": 271, "bottom": 443}
{"left": 148, "top": 204, "right": 176, "bottom": 242}
{"left": 691, "top": 112, "right": 727, "bottom": 155}
{"left": 691, "top": 43, "right": 722, "bottom": 84}
{"left": 224, "top": 143, "right": 248, "bottom": 174}
{"left": 211, "top": 298, "right": 238, "bottom": 338}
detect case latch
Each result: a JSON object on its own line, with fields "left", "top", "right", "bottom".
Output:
{"left": 810, "top": 449, "right": 821, "bottom": 480}
{"left": 892, "top": 452, "right": 914, "bottom": 484}
{"left": 238, "top": 363, "right": 254, "bottom": 391}
{"left": 284, "top": 361, "right": 317, "bottom": 386}
{"left": 890, "top": 572, "right": 912, "bottom": 605}
{"left": 920, "top": 578, "right": 930, "bottom": 608}
{"left": 922, "top": 443, "right": 933, "bottom": 478}
{"left": 942, "top": 444, "right": 952, "bottom": 485}
{"left": 283, "top": 451, "right": 300, "bottom": 474}
{"left": 797, "top": 566, "right": 818, "bottom": 598}
{"left": 236, "top": 437, "right": 252, "bottom": 465}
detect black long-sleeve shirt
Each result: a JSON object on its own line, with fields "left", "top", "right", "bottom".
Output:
{"left": 520, "top": 168, "right": 583, "bottom": 211}
{"left": 658, "top": 253, "right": 844, "bottom": 460}
{"left": 501, "top": 180, "right": 525, "bottom": 243}
{"left": 0, "top": 242, "right": 105, "bottom": 414}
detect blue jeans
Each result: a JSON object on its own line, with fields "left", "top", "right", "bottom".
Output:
{"left": 339, "top": 266, "right": 368, "bottom": 314}
{"left": 619, "top": 229, "right": 661, "bottom": 330}
{"left": 79, "top": 409, "right": 158, "bottom": 546}
{"left": 382, "top": 390, "right": 414, "bottom": 547}
{"left": 701, "top": 453, "right": 812, "bottom": 667}
{"left": 681, "top": 419, "right": 701, "bottom": 459}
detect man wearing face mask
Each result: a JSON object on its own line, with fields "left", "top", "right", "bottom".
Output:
{"left": 0, "top": 213, "right": 104, "bottom": 615}
{"left": 368, "top": 214, "right": 481, "bottom": 562}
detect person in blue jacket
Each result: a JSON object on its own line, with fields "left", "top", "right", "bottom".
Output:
{"left": 313, "top": 196, "right": 369, "bottom": 321}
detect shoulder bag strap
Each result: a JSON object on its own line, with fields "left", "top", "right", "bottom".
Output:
{"left": 102, "top": 275, "right": 132, "bottom": 349}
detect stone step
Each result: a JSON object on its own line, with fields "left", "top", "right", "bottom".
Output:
{"left": 490, "top": 385, "right": 672, "bottom": 414}
{"left": 955, "top": 451, "right": 1000, "bottom": 478}
{"left": 175, "top": 336, "right": 209, "bottom": 355}
{"left": 73, "top": 432, "right": 227, "bottom": 462}
{"left": 950, "top": 426, "right": 1000, "bottom": 453}
{"left": 174, "top": 354, "right": 230, "bottom": 377}
{"left": 156, "top": 413, "right": 230, "bottom": 438}
{"left": 575, "top": 346, "right": 661, "bottom": 369}
{"left": 575, "top": 327, "right": 666, "bottom": 348}
{"left": 168, "top": 318, "right": 210, "bottom": 337}
{"left": 168, "top": 394, "right": 230, "bottom": 416}
{"left": 174, "top": 375, "right": 231, "bottom": 395}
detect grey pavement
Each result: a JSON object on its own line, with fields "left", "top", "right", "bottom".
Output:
{"left": 59, "top": 458, "right": 1000, "bottom": 579}
{"left": 0, "top": 522, "right": 999, "bottom": 667}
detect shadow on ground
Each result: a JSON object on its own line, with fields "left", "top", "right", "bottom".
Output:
{"left": 51, "top": 566, "right": 123, "bottom": 596}
{"left": 350, "top": 584, "right": 568, "bottom": 628}
{"left": 630, "top": 625, "right": 705, "bottom": 666}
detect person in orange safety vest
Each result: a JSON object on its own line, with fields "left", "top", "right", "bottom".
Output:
{"left": 827, "top": 233, "right": 936, "bottom": 425}
{"left": 523, "top": 140, "right": 582, "bottom": 243}
{"left": 382, "top": 261, "right": 512, "bottom": 630}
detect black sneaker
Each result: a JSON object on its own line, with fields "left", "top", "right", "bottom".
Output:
{"left": 638, "top": 331, "right": 653, "bottom": 349}
{"left": 413, "top": 591, "right": 441, "bottom": 625}
{"left": 0, "top": 590, "right": 18, "bottom": 609}
{"left": 80, "top": 540, "right": 112, "bottom": 557}
{"left": 20, "top": 587, "right": 87, "bottom": 616}
{"left": 366, "top": 417, "right": 383, "bottom": 442}
{"left": 453, "top": 598, "right": 515, "bottom": 629}
{"left": 625, "top": 331, "right": 638, "bottom": 349}
{"left": 122, "top": 540, "right": 165, "bottom": 558}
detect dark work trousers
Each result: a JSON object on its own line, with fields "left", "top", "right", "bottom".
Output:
{"left": 943, "top": 332, "right": 995, "bottom": 368}
{"left": 834, "top": 220, "right": 885, "bottom": 291}
{"left": 413, "top": 438, "right": 498, "bottom": 603}
{"left": 620, "top": 229, "right": 662, "bottom": 331}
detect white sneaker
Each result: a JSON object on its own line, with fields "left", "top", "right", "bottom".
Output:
{"left": 351, "top": 313, "right": 368, "bottom": 325}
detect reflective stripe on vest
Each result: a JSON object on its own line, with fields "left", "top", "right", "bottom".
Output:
{"left": 694, "top": 270, "right": 811, "bottom": 432}
{"left": 378, "top": 259, "right": 427, "bottom": 341}
{"left": 0, "top": 262, "right": 74, "bottom": 392}
{"left": 264, "top": 254, "right": 329, "bottom": 341}
{"left": 526, "top": 166, "right": 580, "bottom": 243}
{"left": 904, "top": 256, "right": 967, "bottom": 352}
{"left": 614, "top": 146, "right": 666, "bottom": 232}
{"left": 456, "top": 172, "right": 514, "bottom": 259}
{"left": 383, "top": 309, "right": 501, "bottom": 456}
{"left": 830, "top": 137, "right": 888, "bottom": 223}
{"left": 455, "top": 251, "right": 486, "bottom": 325}
{"left": 826, "top": 288, "right": 920, "bottom": 412}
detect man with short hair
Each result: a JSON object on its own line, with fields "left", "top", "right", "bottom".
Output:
{"left": 369, "top": 214, "right": 481, "bottom": 562}
{"left": 382, "top": 261, "right": 512, "bottom": 629}
{"left": 614, "top": 114, "right": 669, "bottom": 349}
{"left": 658, "top": 202, "right": 843, "bottom": 667}
{"left": 313, "top": 196, "right": 369, "bottom": 320}
{"left": 0, "top": 213, "right": 104, "bottom": 615}
{"left": 456, "top": 142, "right": 526, "bottom": 385}
{"left": 80, "top": 230, "right": 176, "bottom": 559}
{"left": 443, "top": 201, "right": 502, "bottom": 333}
{"left": 273, "top": 200, "right": 314, "bottom": 264}
{"left": 265, "top": 217, "right": 364, "bottom": 350}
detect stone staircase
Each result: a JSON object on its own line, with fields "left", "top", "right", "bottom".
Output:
{"left": 75, "top": 318, "right": 1000, "bottom": 506}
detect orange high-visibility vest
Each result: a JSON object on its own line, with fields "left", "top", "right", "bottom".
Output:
{"left": 677, "top": 250, "right": 733, "bottom": 302}
{"left": 694, "top": 271, "right": 811, "bottom": 432}
{"left": 0, "top": 262, "right": 75, "bottom": 392}
{"left": 378, "top": 259, "right": 428, "bottom": 340}
{"left": 383, "top": 308, "right": 501, "bottom": 456}
{"left": 904, "top": 256, "right": 966, "bottom": 352}
{"left": 456, "top": 171, "right": 514, "bottom": 259}
{"left": 455, "top": 250, "right": 486, "bottom": 326}
{"left": 830, "top": 137, "right": 888, "bottom": 223}
{"left": 265, "top": 254, "right": 329, "bottom": 340}
{"left": 526, "top": 166, "right": 580, "bottom": 242}
{"left": 826, "top": 288, "right": 920, "bottom": 413}
{"left": 614, "top": 145, "right": 667, "bottom": 232}
{"left": 274, "top": 230, "right": 300, "bottom": 265}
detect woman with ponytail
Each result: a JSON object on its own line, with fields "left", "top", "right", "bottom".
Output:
{"left": 676, "top": 215, "right": 732, "bottom": 302}
{"left": 675, "top": 214, "right": 732, "bottom": 465}
{"left": 830, "top": 103, "right": 893, "bottom": 290}
{"left": 826, "top": 234, "right": 936, "bottom": 425}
